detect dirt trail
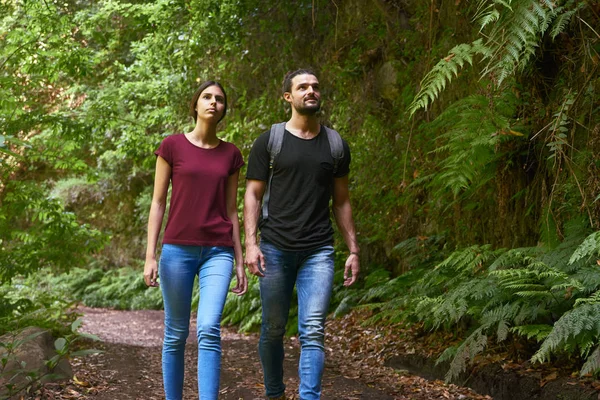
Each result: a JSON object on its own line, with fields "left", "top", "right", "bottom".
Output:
{"left": 70, "top": 307, "right": 490, "bottom": 400}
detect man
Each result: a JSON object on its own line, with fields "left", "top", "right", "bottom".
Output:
{"left": 244, "top": 68, "right": 360, "bottom": 400}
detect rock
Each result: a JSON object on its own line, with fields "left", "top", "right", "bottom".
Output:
{"left": 0, "top": 326, "right": 73, "bottom": 397}
{"left": 375, "top": 61, "right": 401, "bottom": 101}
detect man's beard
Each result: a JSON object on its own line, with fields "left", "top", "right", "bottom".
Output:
{"left": 294, "top": 98, "right": 321, "bottom": 115}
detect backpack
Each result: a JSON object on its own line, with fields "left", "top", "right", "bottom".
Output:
{"left": 261, "top": 122, "right": 344, "bottom": 220}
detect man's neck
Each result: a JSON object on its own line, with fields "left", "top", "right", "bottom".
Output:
{"left": 286, "top": 114, "right": 320, "bottom": 139}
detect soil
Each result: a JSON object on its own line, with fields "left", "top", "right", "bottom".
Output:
{"left": 29, "top": 307, "right": 494, "bottom": 400}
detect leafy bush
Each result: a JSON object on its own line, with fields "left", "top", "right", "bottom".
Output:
{"left": 0, "top": 319, "right": 100, "bottom": 399}
{"left": 348, "top": 228, "right": 600, "bottom": 381}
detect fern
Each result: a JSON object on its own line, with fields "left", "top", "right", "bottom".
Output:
{"left": 408, "top": 39, "right": 491, "bottom": 115}
{"left": 550, "top": 3, "right": 584, "bottom": 39}
{"left": 569, "top": 231, "right": 600, "bottom": 265}
{"left": 221, "top": 275, "right": 262, "bottom": 332}
{"left": 491, "top": 259, "right": 569, "bottom": 303}
{"left": 419, "top": 92, "right": 525, "bottom": 200}
{"left": 511, "top": 324, "right": 553, "bottom": 342}
{"left": 481, "top": 0, "right": 557, "bottom": 84}
{"left": 419, "top": 244, "right": 504, "bottom": 293}
{"left": 575, "top": 290, "right": 600, "bottom": 307}
{"left": 360, "top": 299, "right": 412, "bottom": 326}
{"left": 488, "top": 247, "right": 541, "bottom": 271}
{"left": 359, "top": 268, "right": 424, "bottom": 303}
{"left": 443, "top": 327, "right": 488, "bottom": 382}
{"left": 410, "top": 0, "right": 585, "bottom": 114}
{"left": 581, "top": 346, "right": 600, "bottom": 376}
{"left": 532, "top": 303, "right": 600, "bottom": 366}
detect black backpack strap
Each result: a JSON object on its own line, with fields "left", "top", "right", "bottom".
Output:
{"left": 323, "top": 126, "right": 344, "bottom": 175}
{"left": 262, "top": 122, "right": 286, "bottom": 220}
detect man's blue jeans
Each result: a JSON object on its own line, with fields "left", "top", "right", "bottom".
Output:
{"left": 259, "top": 241, "right": 335, "bottom": 400}
{"left": 159, "top": 244, "right": 233, "bottom": 400}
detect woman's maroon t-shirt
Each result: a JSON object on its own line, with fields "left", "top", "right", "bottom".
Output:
{"left": 155, "top": 134, "right": 244, "bottom": 247}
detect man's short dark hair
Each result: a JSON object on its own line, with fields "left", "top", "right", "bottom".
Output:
{"left": 282, "top": 68, "right": 317, "bottom": 95}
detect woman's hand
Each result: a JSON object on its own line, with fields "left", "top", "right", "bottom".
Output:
{"left": 144, "top": 259, "right": 160, "bottom": 287}
{"left": 230, "top": 263, "right": 248, "bottom": 295}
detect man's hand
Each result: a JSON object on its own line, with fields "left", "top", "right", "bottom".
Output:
{"left": 343, "top": 253, "right": 360, "bottom": 286}
{"left": 245, "top": 244, "right": 265, "bottom": 277}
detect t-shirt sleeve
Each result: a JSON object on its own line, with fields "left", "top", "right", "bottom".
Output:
{"left": 154, "top": 136, "right": 174, "bottom": 166}
{"left": 229, "top": 145, "right": 245, "bottom": 175}
{"left": 334, "top": 139, "right": 351, "bottom": 178}
{"left": 245, "top": 131, "right": 271, "bottom": 181}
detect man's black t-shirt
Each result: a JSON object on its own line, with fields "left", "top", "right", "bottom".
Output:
{"left": 246, "top": 126, "right": 351, "bottom": 251}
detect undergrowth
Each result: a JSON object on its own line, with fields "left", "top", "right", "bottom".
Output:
{"left": 335, "top": 222, "right": 600, "bottom": 382}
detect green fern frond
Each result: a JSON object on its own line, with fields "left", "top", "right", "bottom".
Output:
{"left": 481, "top": 0, "right": 568, "bottom": 85}
{"left": 514, "top": 290, "right": 556, "bottom": 299}
{"left": 532, "top": 303, "right": 600, "bottom": 364}
{"left": 424, "top": 93, "right": 523, "bottom": 198}
{"left": 489, "top": 247, "right": 540, "bottom": 271}
{"left": 476, "top": 8, "right": 500, "bottom": 30}
{"left": 361, "top": 299, "right": 410, "bottom": 326}
{"left": 581, "top": 346, "right": 600, "bottom": 376}
{"left": 360, "top": 269, "right": 424, "bottom": 303}
{"left": 550, "top": 5, "right": 582, "bottom": 39}
{"left": 569, "top": 231, "right": 600, "bottom": 265}
{"left": 435, "top": 244, "right": 495, "bottom": 274}
{"left": 436, "top": 345, "right": 458, "bottom": 365}
{"left": 497, "top": 319, "right": 510, "bottom": 341}
{"left": 408, "top": 39, "right": 490, "bottom": 115}
{"left": 480, "top": 302, "right": 521, "bottom": 327}
{"left": 511, "top": 324, "right": 553, "bottom": 342}
{"left": 575, "top": 290, "right": 600, "bottom": 307}
{"left": 444, "top": 327, "right": 488, "bottom": 382}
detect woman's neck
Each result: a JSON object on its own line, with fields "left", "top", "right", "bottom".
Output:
{"left": 186, "top": 120, "right": 220, "bottom": 148}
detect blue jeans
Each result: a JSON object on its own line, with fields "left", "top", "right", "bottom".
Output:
{"left": 259, "top": 241, "right": 335, "bottom": 400}
{"left": 159, "top": 244, "right": 233, "bottom": 400}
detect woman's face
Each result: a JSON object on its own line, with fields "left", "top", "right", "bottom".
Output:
{"left": 196, "top": 85, "right": 226, "bottom": 122}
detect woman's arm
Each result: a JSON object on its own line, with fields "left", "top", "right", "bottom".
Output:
{"left": 227, "top": 170, "right": 247, "bottom": 295}
{"left": 143, "top": 156, "right": 171, "bottom": 287}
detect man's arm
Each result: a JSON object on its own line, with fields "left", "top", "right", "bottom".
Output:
{"left": 244, "top": 179, "right": 267, "bottom": 276}
{"left": 332, "top": 175, "right": 360, "bottom": 286}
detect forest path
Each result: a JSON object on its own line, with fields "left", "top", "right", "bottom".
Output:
{"left": 70, "top": 307, "right": 490, "bottom": 400}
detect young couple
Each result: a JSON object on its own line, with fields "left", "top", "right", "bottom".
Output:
{"left": 143, "top": 69, "right": 360, "bottom": 400}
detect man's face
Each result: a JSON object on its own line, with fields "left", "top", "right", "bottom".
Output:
{"left": 285, "top": 74, "right": 321, "bottom": 115}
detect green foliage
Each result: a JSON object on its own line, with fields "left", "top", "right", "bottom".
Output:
{"left": 419, "top": 93, "right": 524, "bottom": 199}
{"left": 410, "top": 0, "right": 585, "bottom": 114}
{"left": 532, "top": 303, "right": 600, "bottom": 367}
{"left": 222, "top": 275, "right": 262, "bottom": 333}
{"left": 409, "top": 40, "right": 490, "bottom": 115}
{"left": 0, "top": 181, "right": 108, "bottom": 284}
{"left": 569, "top": 231, "right": 600, "bottom": 265}
{"left": 0, "top": 319, "right": 101, "bottom": 399}
{"left": 345, "top": 229, "right": 600, "bottom": 381}
{"left": 44, "top": 266, "right": 163, "bottom": 310}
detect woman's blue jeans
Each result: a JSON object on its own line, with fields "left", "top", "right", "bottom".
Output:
{"left": 258, "top": 241, "right": 335, "bottom": 400}
{"left": 159, "top": 244, "right": 233, "bottom": 400}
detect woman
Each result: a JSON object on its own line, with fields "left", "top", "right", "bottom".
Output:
{"left": 143, "top": 81, "right": 247, "bottom": 400}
